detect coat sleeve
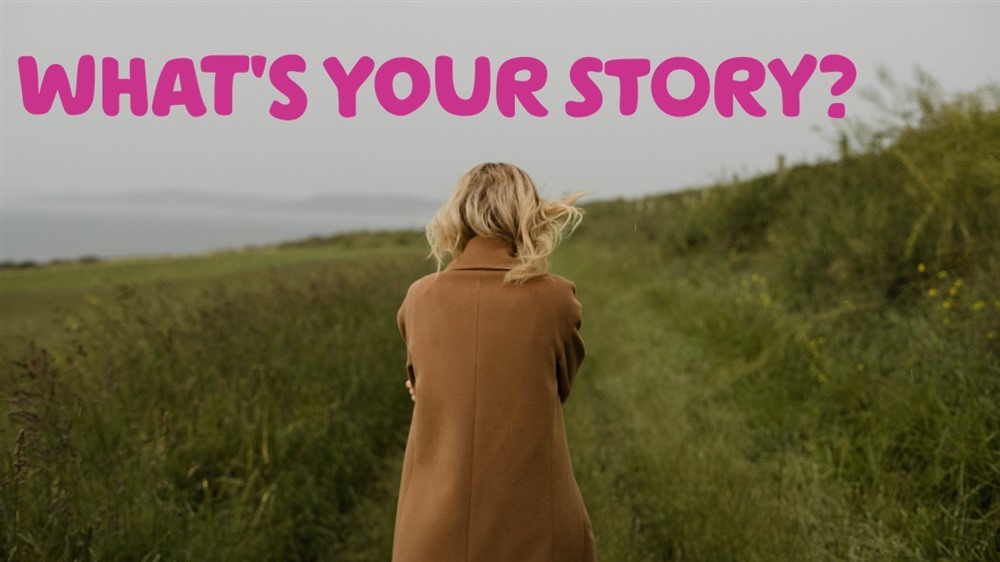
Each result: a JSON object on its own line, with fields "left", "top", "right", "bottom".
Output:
{"left": 555, "top": 280, "right": 585, "bottom": 404}
{"left": 397, "top": 294, "right": 416, "bottom": 389}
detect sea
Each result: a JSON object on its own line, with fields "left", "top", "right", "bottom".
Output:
{"left": 0, "top": 195, "right": 438, "bottom": 264}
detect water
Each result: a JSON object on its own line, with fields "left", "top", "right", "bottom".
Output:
{"left": 1, "top": 201, "right": 435, "bottom": 263}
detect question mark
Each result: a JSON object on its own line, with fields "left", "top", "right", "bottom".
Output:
{"left": 819, "top": 54, "right": 856, "bottom": 119}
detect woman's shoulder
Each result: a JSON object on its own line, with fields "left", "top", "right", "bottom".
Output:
{"left": 535, "top": 272, "right": 579, "bottom": 295}
{"left": 403, "top": 271, "right": 443, "bottom": 297}
{"left": 401, "top": 270, "right": 471, "bottom": 301}
{"left": 404, "top": 270, "right": 578, "bottom": 297}
{"left": 533, "top": 274, "right": 583, "bottom": 330}
{"left": 528, "top": 274, "right": 581, "bottom": 317}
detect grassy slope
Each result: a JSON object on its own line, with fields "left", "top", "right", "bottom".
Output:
{"left": 1, "top": 84, "right": 997, "bottom": 561}
{"left": 555, "top": 84, "right": 1000, "bottom": 560}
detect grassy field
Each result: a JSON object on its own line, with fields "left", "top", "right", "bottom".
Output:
{"left": 0, "top": 230, "right": 426, "bottom": 352}
{"left": 2, "top": 80, "right": 998, "bottom": 561}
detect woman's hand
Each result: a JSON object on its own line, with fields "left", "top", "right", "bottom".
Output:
{"left": 405, "top": 378, "right": 415, "bottom": 401}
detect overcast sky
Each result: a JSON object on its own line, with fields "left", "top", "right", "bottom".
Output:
{"left": 2, "top": 1, "right": 998, "bottom": 206}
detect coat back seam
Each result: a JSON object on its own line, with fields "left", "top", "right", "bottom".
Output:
{"left": 465, "top": 272, "right": 483, "bottom": 562}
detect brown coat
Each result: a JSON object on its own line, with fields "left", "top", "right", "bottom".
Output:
{"left": 392, "top": 235, "right": 595, "bottom": 562}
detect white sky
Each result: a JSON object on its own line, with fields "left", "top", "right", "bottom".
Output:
{"left": 2, "top": 1, "right": 998, "bottom": 205}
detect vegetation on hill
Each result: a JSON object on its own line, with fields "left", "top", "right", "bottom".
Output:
{"left": 2, "top": 77, "right": 997, "bottom": 561}
{"left": 558, "top": 75, "right": 999, "bottom": 561}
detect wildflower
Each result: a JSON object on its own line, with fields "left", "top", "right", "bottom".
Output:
{"left": 987, "top": 331, "right": 997, "bottom": 340}
{"left": 856, "top": 363, "right": 865, "bottom": 372}
{"left": 927, "top": 288, "right": 939, "bottom": 297}
{"left": 917, "top": 263, "right": 926, "bottom": 273}
{"left": 948, "top": 287, "right": 958, "bottom": 297}
{"left": 943, "top": 300, "right": 953, "bottom": 310}
{"left": 937, "top": 270, "right": 948, "bottom": 279}
{"left": 972, "top": 301, "right": 986, "bottom": 311}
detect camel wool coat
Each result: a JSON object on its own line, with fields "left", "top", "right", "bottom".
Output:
{"left": 392, "top": 235, "right": 596, "bottom": 562}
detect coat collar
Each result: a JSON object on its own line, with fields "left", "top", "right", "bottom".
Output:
{"left": 446, "top": 235, "right": 520, "bottom": 271}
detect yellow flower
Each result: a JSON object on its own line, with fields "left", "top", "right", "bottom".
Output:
{"left": 927, "top": 288, "right": 939, "bottom": 297}
{"left": 943, "top": 300, "right": 953, "bottom": 310}
{"left": 937, "top": 270, "right": 948, "bottom": 279}
{"left": 948, "top": 287, "right": 958, "bottom": 297}
{"left": 987, "top": 331, "right": 997, "bottom": 340}
{"left": 972, "top": 301, "right": 986, "bottom": 311}
{"left": 917, "top": 263, "right": 926, "bottom": 273}
{"left": 856, "top": 363, "right": 865, "bottom": 372}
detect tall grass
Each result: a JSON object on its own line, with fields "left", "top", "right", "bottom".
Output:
{"left": 2, "top": 76, "right": 997, "bottom": 561}
{"left": 557, "top": 76, "right": 999, "bottom": 561}
{"left": 1, "top": 254, "right": 430, "bottom": 561}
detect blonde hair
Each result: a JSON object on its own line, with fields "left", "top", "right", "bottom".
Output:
{"left": 426, "top": 162, "right": 586, "bottom": 284}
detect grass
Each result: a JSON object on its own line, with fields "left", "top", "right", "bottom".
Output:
{"left": 1, "top": 76, "right": 998, "bottom": 560}
{"left": 552, "top": 77, "right": 1000, "bottom": 561}
{"left": 0, "top": 230, "right": 426, "bottom": 354}
{"left": 2, "top": 241, "right": 433, "bottom": 561}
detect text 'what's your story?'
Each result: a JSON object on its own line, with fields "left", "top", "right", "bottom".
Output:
{"left": 17, "top": 54, "right": 857, "bottom": 121}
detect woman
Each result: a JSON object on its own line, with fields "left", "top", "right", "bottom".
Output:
{"left": 392, "top": 163, "right": 596, "bottom": 562}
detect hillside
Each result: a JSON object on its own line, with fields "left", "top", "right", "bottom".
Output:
{"left": 2, "top": 81, "right": 998, "bottom": 561}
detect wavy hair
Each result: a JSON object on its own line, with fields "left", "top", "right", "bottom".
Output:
{"left": 426, "top": 162, "right": 586, "bottom": 284}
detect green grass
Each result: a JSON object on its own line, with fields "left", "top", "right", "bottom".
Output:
{"left": 2, "top": 78, "right": 998, "bottom": 561}
{"left": 2, "top": 247, "right": 433, "bottom": 560}
{"left": 0, "top": 230, "right": 426, "bottom": 355}
{"left": 551, "top": 77, "right": 1000, "bottom": 561}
